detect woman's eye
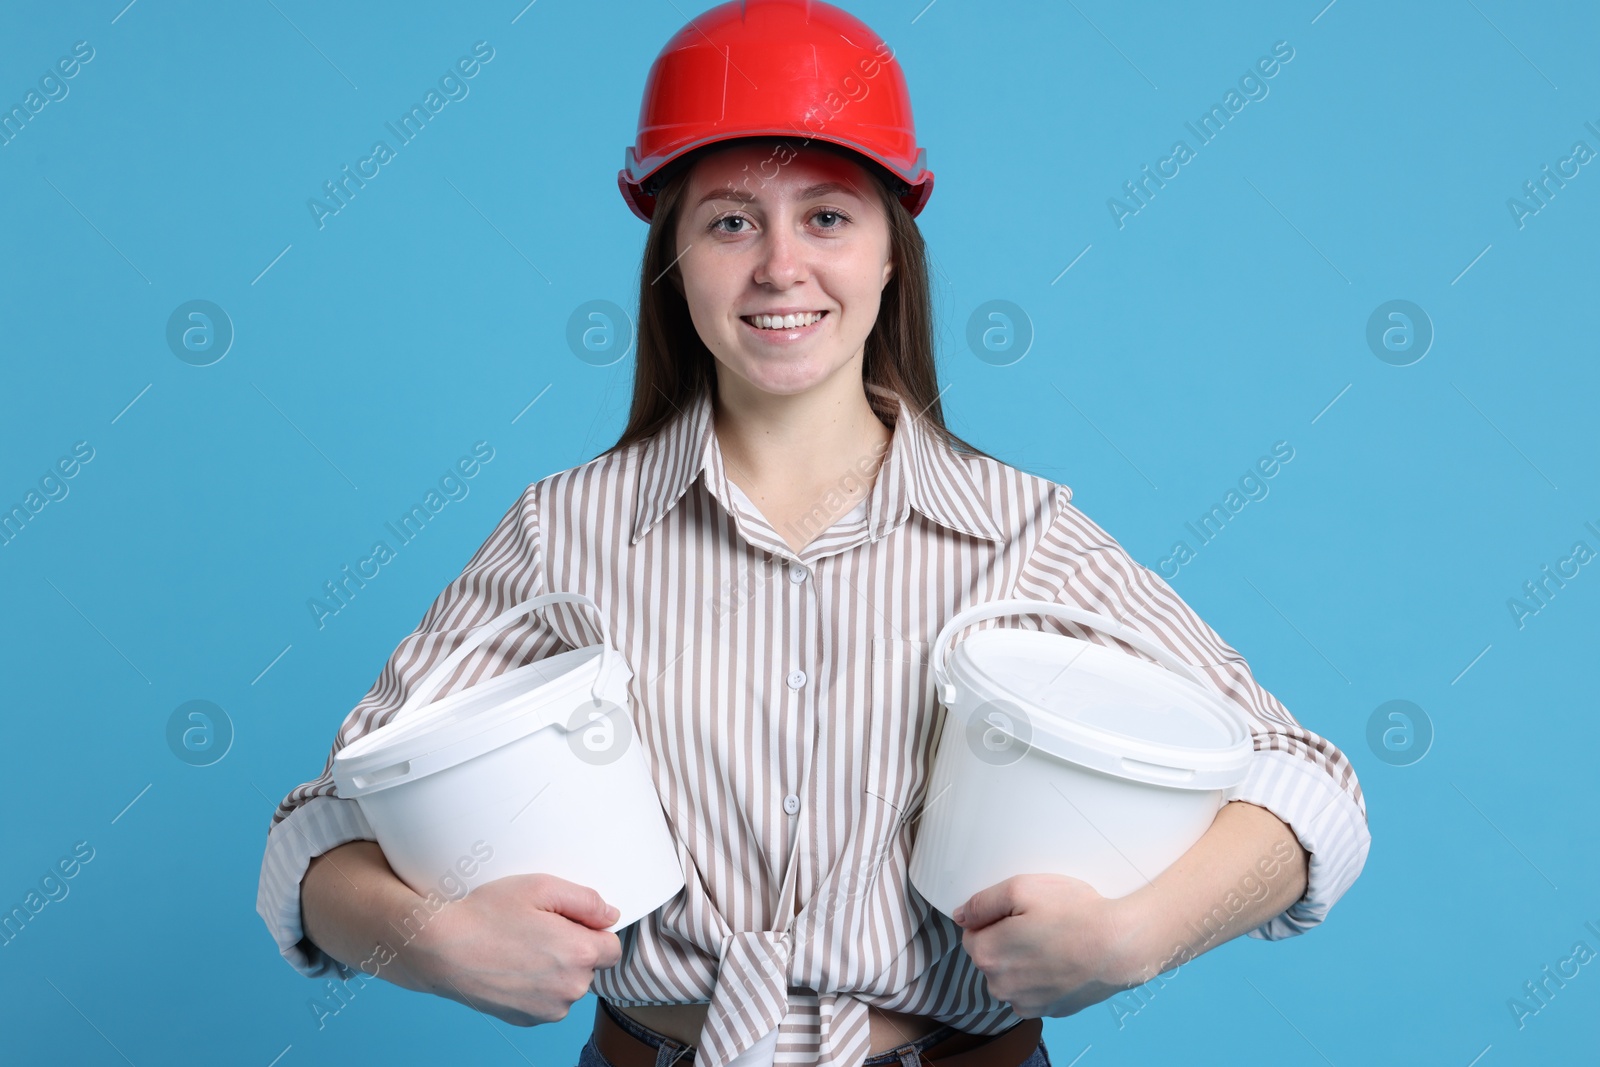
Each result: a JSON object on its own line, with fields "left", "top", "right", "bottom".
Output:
{"left": 709, "top": 209, "right": 851, "bottom": 234}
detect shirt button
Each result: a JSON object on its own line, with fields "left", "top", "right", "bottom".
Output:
{"left": 786, "top": 669, "right": 807, "bottom": 689}
{"left": 788, "top": 564, "right": 808, "bottom": 583}
{"left": 783, "top": 793, "right": 801, "bottom": 815}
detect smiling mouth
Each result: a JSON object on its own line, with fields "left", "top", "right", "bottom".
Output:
{"left": 740, "top": 310, "right": 828, "bottom": 331}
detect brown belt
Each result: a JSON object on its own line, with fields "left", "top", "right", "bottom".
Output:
{"left": 592, "top": 1000, "right": 1043, "bottom": 1067}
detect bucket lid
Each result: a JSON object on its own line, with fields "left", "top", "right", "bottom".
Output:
{"left": 950, "top": 629, "right": 1252, "bottom": 790}
{"left": 332, "top": 645, "right": 633, "bottom": 798}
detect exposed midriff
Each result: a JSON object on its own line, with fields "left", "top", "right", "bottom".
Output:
{"left": 610, "top": 1000, "right": 950, "bottom": 1055}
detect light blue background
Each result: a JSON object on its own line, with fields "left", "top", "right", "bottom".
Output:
{"left": 2, "top": 1, "right": 1596, "bottom": 1064}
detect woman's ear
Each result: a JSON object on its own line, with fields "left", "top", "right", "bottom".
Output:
{"left": 881, "top": 258, "right": 894, "bottom": 289}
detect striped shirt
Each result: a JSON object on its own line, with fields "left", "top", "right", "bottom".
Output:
{"left": 258, "top": 381, "right": 1370, "bottom": 1067}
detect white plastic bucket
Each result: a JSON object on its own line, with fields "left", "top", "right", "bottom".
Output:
{"left": 909, "top": 598, "right": 1253, "bottom": 916}
{"left": 331, "top": 592, "right": 685, "bottom": 931}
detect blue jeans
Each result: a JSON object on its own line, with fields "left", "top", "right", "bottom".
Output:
{"left": 577, "top": 999, "right": 1051, "bottom": 1067}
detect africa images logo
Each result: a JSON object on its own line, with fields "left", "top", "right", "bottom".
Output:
{"left": 1107, "top": 41, "right": 1296, "bottom": 229}
{"left": 306, "top": 42, "right": 495, "bottom": 230}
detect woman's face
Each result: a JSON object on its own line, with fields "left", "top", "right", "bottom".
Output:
{"left": 673, "top": 142, "right": 894, "bottom": 400}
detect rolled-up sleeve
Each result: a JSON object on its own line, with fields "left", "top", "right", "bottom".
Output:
{"left": 256, "top": 480, "right": 570, "bottom": 977}
{"left": 1012, "top": 484, "right": 1371, "bottom": 940}
{"left": 258, "top": 795, "right": 378, "bottom": 979}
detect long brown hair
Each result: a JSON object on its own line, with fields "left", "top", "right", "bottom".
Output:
{"left": 599, "top": 137, "right": 994, "bottom": 462}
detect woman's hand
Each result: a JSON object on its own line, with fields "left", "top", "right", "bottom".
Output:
{"left": 409, "top": 873, "right": 625, "bottom": 1026}
{"left": 950, "top": 803, "right": 1312, "bottom": 1019}
{"left": 950, "top": 873, "right": 1138, "bottom": 1019}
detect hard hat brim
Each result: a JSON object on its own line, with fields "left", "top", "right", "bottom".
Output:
{"left": 619, "top": 133, "right": 933, "bottom": 224}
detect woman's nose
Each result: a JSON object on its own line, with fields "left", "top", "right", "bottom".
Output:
{"left": 753, "top": 220, "right": 805, "bottom": 287}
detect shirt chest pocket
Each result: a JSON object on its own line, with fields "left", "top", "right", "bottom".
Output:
{"left": 865, "top": 637, "right": 938, "bottom": 813}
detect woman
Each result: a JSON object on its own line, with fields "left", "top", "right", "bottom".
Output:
{"left": 258, "top": 4, "right": 1371, "bottom": 1067}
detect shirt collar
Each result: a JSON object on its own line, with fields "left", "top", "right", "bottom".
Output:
{"left": 630, "top": 381, "right": 1005, "bottom": 548}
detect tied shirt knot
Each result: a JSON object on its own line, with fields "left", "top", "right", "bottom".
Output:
{"left": 697, "top": 929, "right": 793, "bottom": 1067}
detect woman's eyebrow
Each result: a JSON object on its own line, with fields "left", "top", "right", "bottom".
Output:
{"left": 696, "top": 186, "right": 756, "bottom": 207}
{"left": 795, "top": 180, "right": 865, "bottom": 201}
{"left": 694, "top": 180, "right": 867, "bottom": 208}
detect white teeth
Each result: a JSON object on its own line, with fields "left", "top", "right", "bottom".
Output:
{"left": 746, "top": 311, "right": 824, "bottom": 330}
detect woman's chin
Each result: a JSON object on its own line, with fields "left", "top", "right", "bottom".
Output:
{"left": 723, "top": 352, "right": 846, "bottom": 397}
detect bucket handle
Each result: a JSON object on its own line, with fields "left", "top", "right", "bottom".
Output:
{"left": 395, "top": 592, "right": 613, "bottom": 720}
{"left": 929, "top": 598, "right": 1206, "bottom": 705}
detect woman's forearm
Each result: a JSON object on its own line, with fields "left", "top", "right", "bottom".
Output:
{"left": 300, "top": 840, "right": 446, "bottom": 995}
{"left": 1110, "top": 800, "right": 1309, "bottom": 983}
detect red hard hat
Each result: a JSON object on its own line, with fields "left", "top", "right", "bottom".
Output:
{"left": 618, "top": 0, "right": 934, "bottom": 223}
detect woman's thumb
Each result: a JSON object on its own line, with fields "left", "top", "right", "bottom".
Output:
{"left": 544, "top": 879, "right": 621, "bottom": 928}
